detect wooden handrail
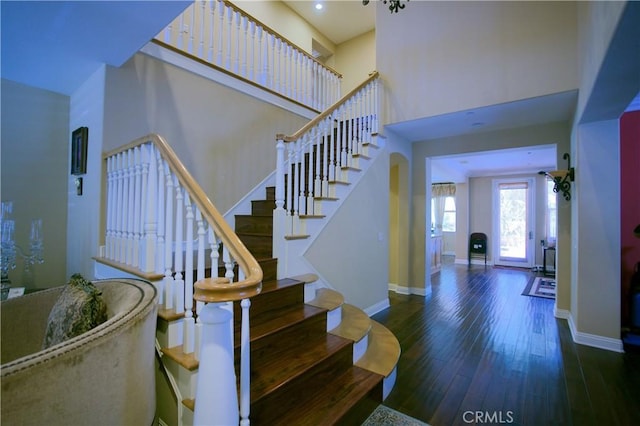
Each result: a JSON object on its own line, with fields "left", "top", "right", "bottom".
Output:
{"left": 277, "top": 71, "right": 379, "bottom": 142}
{"left": 104, "top": 134, "right": 262, "bottom": 302}
{"left": 222, "top": 0, "right": 342, "bottom": 79}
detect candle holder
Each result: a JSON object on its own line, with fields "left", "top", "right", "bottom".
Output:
{"left": 1, "top": 201, "right": 44, "bottom": 300}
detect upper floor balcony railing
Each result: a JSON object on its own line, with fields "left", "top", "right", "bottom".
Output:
{"left": 156, "top": 0, "right": 342, "bottom": 112}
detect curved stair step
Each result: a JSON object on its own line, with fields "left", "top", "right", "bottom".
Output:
{"left": 307, "top": 287, "right": 344, "bottom": 311}
{"left": 355, "top": 320, "right": 401, "bottom": 378}
{"left": 329, "top": 303, "right": 371, "bottom": 343}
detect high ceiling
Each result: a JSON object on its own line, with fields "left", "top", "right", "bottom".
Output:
{"left": 283, "top": 1, "right": 375, "bottom": 45}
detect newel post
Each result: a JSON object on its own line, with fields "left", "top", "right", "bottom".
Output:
{"left": 273, "top": 136, "right": 287, "bottom": 277}
{"left": 193, "top": 278, "right": 239, "bottom": 426}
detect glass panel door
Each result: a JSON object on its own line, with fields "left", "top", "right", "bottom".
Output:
{"left": 492, "top": 178, "right": 535, "bottom": 267}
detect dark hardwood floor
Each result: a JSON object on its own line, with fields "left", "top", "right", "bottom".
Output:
{"left": 372, "top": 258, "right": 640, "bottom": 426}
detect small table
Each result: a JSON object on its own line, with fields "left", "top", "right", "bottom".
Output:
{"left": 542, "top": 245, "right": 556, "bottom": 276}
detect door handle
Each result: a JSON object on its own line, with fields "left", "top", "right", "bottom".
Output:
{"left": 529, "top": 231, "right": 533, "bottom": 240}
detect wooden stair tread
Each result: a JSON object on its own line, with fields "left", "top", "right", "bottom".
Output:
{"left": 250, "top": 333, "right": 352, "bottom": 401}
{"left": 330, "top": 304, "right": 371, "bottom": 343}
{"left": 355, "top": 320, "right": 401, "bottom": 378}
{"left": 307, "top": 288, "right": 344, "bottom": 311}
{"left": 157, "top": 307, "right": 185, "bottom": 322}
{"left": 241, "top": 304, "right": 327, "bottom": 344}
{"left": 264, "top": 366, "right": 383, "bottom": 425}
{"left": 161, "top": 345, "right": 198, "bottom": 371}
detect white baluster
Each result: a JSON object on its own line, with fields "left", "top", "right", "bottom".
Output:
{"left": 286, "top": 143, "right": 295, "bottom": 233}
{"left": 216, "top": 0, "right": 224, "bottom": 66}
{"left": 183, "top": 193, "right": 195, "bottom": 354}
{"left": 115, "top": 153, "right": 125, "bottom": 263}
{"left": 256, "top": 26, "right": 264, "bottom": 85}
{"left": 299, "top": 136, "right": 307, "bottom": 216}
{"left": 312, "top": 61, "right": 318, "bottom": 110}
{"left": 239, "top": 298, "right": 251, "bottom": 426}
{"left": 249, "top": 21, "right": 256, "bottom": 81}
{"left": 241, "top": 16, "right": 248, "bottom": 77}
{"left": 133, "top": 146, "right": 142, "bottom": 268}
{"left": 267, "top": 33, "right": 274, "bottom": 89}
{"left": 234, "top": 11, "right": 241, "bottom": 74}
{"left": 163, "top": 163, "right": 174, "bottom": 310}
{"left": 141, "top": 143, "right": 156, "bottom": 274}
{"left": 174, "top": 180, "right": 185, "bottom": 315}
{"left": 223, "top": 246, "right": 234, "bottom": 282}
{"left": 293, "top": 49, "right": 299, "bottom": 101}
{"left": 293, "top": 141, "right": 301, "bottom": 234}
{"left": 208, "top": 0, "right": 215, "bottom": 62}
{"left": 188, "top": 2, "right": 195, "bottom": 53}
{"left": 322, "top": 118, "right": 330, "bottom": 197}
{"left": 263, "top": 32, "right": 271, "bottom": 87}
{"left": 156, "top": 151, "right": 166, "bottom": 277}
{"left": 177, "top": 12, "right": 185, "bottom": 49}
{"left": 275, "top": 38, "right": 282, "bottom": 94}
{"left": 330, "top": 108, "right": 339, "bottom": 182}
{"left": 106, "top": 156, "right": 115, "bottom": 260}
{"left": 164, "top": 21, "right": 172, "bottom": 44}
{"left": 273, "top": 138, "right": 286, "bottom": 259}
{"left": 226, "top": 5, "right": 233, "bottom": 70}
{"left": 198, "top": 0, "right": 205, "bottom": 57}
{"left": 126, "top": 149, "right": 136, "bottom": 265}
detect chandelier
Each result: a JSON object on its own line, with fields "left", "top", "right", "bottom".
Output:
{"left": 362, "top": 0, "right": 409, "bottom": 14}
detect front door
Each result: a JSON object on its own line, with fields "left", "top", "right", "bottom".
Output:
{"left": 492, "top": 178, "right": 535, "bottom": 268}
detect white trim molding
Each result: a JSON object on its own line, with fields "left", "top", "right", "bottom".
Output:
{"left": 567, "top": 314, "right": 624, "bottom": 353}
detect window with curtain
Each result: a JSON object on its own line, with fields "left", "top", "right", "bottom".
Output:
{"left": 431, "top": 183, "right": 456, "bottom": 233}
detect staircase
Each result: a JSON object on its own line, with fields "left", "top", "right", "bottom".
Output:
{"left": 158, "top": 184, "right": 399, "bottom": 425}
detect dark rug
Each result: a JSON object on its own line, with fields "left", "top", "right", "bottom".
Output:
{"left": 522, "top": 276, "right": 556, "bottom": 299}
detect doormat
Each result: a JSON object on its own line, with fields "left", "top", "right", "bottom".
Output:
{"left": 362, "top": 405, "right": 430, "bottom": 426}
{"left": 522, "top": 276, "right": 556, "bottom": 299}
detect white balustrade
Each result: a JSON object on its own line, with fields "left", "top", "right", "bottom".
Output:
{"left": 274, "top": 75, "right": 379, "bottom": 236}
{"left": 156, "top": 0, "right": 341, "bottom": 111}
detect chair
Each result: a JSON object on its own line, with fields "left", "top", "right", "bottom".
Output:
{"left": 469, "top": 232, "right": 488, "bottom": 265}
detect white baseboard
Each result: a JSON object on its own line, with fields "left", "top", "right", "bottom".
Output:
{"left": 364, "top": 297, "right": 390, "bottom": 317}
{"left": 388, "top": 283, "right": 427, "bottom": 297}
{"left": 567, "top": 314, "right": 624, "bottom": 353}
{"left": 554, "top": 308, "right": 571, "bottom": 320}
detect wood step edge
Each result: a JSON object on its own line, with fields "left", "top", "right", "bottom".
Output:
{"left": 354, "top": 320, "right": 401, "bottom": 378}
{"left": 284, "top": 234, "right": 310, "bottom": 240}
{"left": 340, "top": 166, "right": 361, "bottom": 172}
{"left": 299, "top": 214, "right": 326, "bottom": 219}
{"left": 158, "top": 308, "right": 185, "bottom": 322}
{"left": 329, "top": 180, "right": 351, "bottom": 186}
{"left": 161, "top": 345, "right": 198, "bottom": 371}
{"left": 329, "top": 304, "right": 372, "bottom": 343}
{"left": 183, "top": 398, "right": 194, "bottom": 412}
{"left": 287, "top": 273, "right": 319, "bottom": 284}
{"left": 353, "top": 153, "right": 371, "bottom": 160}
{"left": 307, "top": 288, "right": 344, "bottom": 311}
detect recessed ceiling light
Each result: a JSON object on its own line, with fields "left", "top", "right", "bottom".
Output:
{"left": 315, "top": 3, "right": 323, "bottom": 10}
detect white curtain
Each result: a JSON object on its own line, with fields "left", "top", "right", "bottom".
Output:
{"left": 432, "top": 184, "right": 456, "bottom": 232}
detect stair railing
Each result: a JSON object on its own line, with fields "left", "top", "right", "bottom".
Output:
{"left": 274, "top": 72, "right": 380, "bottom": 241}
{"left": 101, "top": 133, "right": 262, "bottom": 425}
{"left": 156, "top": 0, "right": 342, "bottom": 112}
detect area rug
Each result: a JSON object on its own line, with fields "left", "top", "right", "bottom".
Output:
{"left": 362, "top": 405, "right": 430, "bottom": 426}
{"left": 522, "top": 276, "right": 556, "bottom": 299}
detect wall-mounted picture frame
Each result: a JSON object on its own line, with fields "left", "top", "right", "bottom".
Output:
{"left": 71, "top": 126, "right": 88, "bottom": 175}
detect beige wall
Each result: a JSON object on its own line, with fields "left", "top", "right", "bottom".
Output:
{"left": 377, "top": 1, "right": 578, "bottom": 124}
{"left": 1, "top": 79, "right": 69, "bottom": 289}
{"left": 306, "top": 150, "right": 390, "bottom": 310}
{"left": 334, "top": 30, "right": 376, "bottom": 96}
{"left": 103, "top": 53, "right": 309, "bottom": 213}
